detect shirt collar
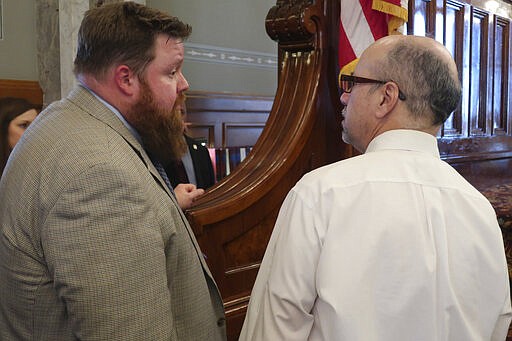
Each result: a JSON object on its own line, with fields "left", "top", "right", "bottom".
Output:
{"left": 365, "top": 129, "right": 440, "bottom": 158}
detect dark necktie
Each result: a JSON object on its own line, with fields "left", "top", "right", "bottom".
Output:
{"left": 149, "top": 156, "right": 175, "bottom": 196}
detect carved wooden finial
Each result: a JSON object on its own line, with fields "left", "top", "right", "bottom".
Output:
{"left": 265, "top": 0, "right": 324, "bottom": 52}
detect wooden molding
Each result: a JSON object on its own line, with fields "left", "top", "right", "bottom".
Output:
{"left": 0, "top": 79, "right": 43, "bottom": 110}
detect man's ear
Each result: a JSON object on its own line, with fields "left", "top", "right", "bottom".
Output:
{"left": 114, "top": 65, "right": 138, "bottom": 97}
{"left": 375, "top": 82, "right": 400, "bottom": 119}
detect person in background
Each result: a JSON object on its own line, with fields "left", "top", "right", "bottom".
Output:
{"left": 166, "top": 96, "right": 215, "bottom": 209}
{"left": 0, "top": 2, "right": 226, "bottom": 340}
{"left": 240, "top": 35, "right": 511, "bottom": 341}
{"left": 0, "top": 97, "right": 38, "bottom": 175}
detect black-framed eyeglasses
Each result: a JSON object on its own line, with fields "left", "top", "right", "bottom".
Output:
{"left": 339, "top": 74, "right": 406, "bottom": 101}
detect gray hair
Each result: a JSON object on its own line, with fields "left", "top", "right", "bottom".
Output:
{"left": 374, "top": 40, "right": 462, "bottom": 125}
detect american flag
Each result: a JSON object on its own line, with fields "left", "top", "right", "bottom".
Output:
{"left": 339, "top": 0, "right": 408, "bottom": 77}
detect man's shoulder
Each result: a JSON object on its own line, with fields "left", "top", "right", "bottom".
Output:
{"left": 300, "top": 154, "right": 368, "bottom": 183}
{"left": 292, "top": 155, "right": 371, "bottom": 199}
{"left": 17, "top": 97, "right": 137, "bottom": 181}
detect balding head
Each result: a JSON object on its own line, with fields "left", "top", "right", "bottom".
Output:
{"left": 360, "top": 35, "right": 461, "bottom": 126}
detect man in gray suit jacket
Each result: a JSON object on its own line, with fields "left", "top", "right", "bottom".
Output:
{"left": 0, "top": 2, "right": 226, "bottom": 340}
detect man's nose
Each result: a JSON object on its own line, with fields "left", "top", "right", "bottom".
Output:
{"left": 340, "top": 91, "right": 349, "bottom": 106}
{"left": 179, "top": 73, "right": 189, "bottom": 92}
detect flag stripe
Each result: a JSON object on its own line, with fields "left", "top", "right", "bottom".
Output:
{"left": 338, "top": 22, "right": 356, "bottom": 70}
{"left": 361, "top": 0, "right": 388, "bottom": 41}
{"left": 340, "top": 0, "right": 375, "bottom": 59}
{"left": 339, "top": 0, "right": 408, "bottom": 76}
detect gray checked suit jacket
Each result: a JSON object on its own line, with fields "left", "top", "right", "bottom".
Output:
{"left": 0, "top": 86, "right": 226, "bottom": 340}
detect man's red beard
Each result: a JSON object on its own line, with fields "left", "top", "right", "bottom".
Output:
{"left": 126, "top": 80, "right": 187, "bottom": 166}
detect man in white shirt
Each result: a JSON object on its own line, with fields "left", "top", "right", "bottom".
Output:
{"left": 240, "top": 35, "right": 512, "bottom": 341}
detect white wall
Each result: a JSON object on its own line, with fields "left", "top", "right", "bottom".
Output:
{"left": 148, "top": 0, "right": 278, "bottom": 96}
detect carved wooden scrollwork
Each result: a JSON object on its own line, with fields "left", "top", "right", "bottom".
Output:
{"left": 266, "top": 0, "right": 314, "bottom": 50}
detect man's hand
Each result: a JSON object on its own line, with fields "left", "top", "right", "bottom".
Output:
{"left": 174, "top": 183, "right": 205, "bottom": 209}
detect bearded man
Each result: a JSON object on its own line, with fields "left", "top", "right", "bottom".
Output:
{"left": 0, "top": 2, "right": 226, "bottom": 340}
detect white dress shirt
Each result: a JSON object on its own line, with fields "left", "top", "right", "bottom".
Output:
{"left": 240, "top": 129, "right": 511, "bottom": 341}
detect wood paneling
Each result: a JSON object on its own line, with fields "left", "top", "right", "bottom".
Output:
{"left": 185, "top": 91, "right": 272, "bottom": 149}
{"left": 222, "top": 122, "right": 266, "bottom": 147}
{"left": 443, "top": 0, "right": 468, "bottom": 137}
{"left": 493, "top": 15, "right": 511, "bottom": 135}
{"left": 469, "top": 7, "right": 490, "bottom": 135}
{"left": 0, "top": 79, "right": 43, "bottom": 110}
{"left": 408, "top": 0, "right": 512, "bottom": 156}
